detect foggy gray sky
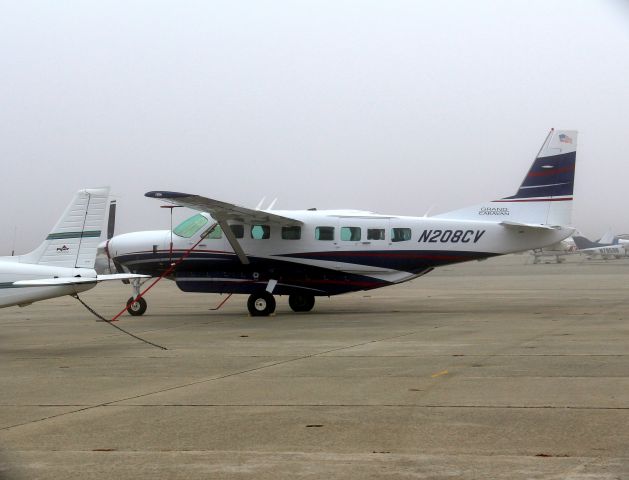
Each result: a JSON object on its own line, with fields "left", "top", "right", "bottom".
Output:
{"left": 2, "top": 0, "right": 629, "bottom": 254}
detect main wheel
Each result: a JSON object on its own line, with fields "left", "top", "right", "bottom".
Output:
{"left": 288, "top": 293, "right": 315, "bottom": 312}
{"left": 126, "top": 296, "right": 147, "bottom": 316}
{"left": 247, "top": 292, "right": 276, "bottom": 316}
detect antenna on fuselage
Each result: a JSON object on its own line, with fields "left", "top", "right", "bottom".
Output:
{"left": 423, "top": 205, "right": 436, "bottom": 217}
{"left": 255, "top": 197, "right": 266, "bottom": 210}
{"left": 11, "top": 225, "right": 16, "bottom": 256}
{"left": 267, "top": 198, "right": 278, "bottom": 210}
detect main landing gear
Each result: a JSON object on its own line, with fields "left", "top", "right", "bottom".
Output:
{"left": 288, "top": 293, "right": 315, "bottom": 312}
{"left": 246, "top": 292, "right": 316, "bottom": 316}
{"left": 247, "top": 291, "right": 276, "bottom": 316}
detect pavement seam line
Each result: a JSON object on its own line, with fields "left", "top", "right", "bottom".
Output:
{"left": 0, "top": 331, "right": 418, "bottom": 431}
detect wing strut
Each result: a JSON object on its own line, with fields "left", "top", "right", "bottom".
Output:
{"left": 216, "top": 217, "right": 250, "bottom": 264}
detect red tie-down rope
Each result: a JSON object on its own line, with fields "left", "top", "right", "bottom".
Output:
{"left": 109, "top": 222, "right": 219, "bottom": 322}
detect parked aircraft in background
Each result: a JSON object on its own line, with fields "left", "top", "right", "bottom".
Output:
{"left": 530, "top": 237, "right": 577, "bottom": 263}
{"left": 0, "top": 188, "right": 146, "bottom": 309}
{"left": 101, "top": 129, "right": 578, "bottom": 316}
{"left": 573, "top": 230, "right": 628, "bottom": 259}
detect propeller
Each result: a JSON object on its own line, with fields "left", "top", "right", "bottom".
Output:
{"left": 107, "top": 200, "right": 116, "bottom": 240}
{"left": 105, "top": 199, "right": 130, "bottom": 284}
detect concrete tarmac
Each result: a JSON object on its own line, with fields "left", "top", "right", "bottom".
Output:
{"left": 1, "top": 254, "right": 629, "bottom": 479}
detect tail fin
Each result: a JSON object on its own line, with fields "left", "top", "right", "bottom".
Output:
{"left": 572, "top": 235, "right": 602, "bottom": 250}
{"left": 20, "top": 187, "right": 111, "bottom": 268}
{"left": 435, "top": 129, "right": 577, "bottom": 226}
{"left": 598, "top": 228, "right": 617, "bottom": 245}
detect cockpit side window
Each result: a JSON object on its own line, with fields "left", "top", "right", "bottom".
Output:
{"left": 173, "top": 213, "right": 209, "bottom": 238}
{"left": 201, "top": 224, "right": 222, "bottom": 239}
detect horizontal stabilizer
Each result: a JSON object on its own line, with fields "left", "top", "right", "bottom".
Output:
{"left": 13, "top": 273, "right": 149, "bottom": 287}
{"left": 499, "top": 221, "right": 561, "bottom": 231}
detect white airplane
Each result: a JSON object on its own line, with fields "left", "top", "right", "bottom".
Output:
{"left": 573, "top": 230, "right": 628, "bottom": 259}
{"left": 0, "top": 188, "right": 146, "bottom": 309}
{"left": 102, "top": 129, "right": 578, "bottom": 316}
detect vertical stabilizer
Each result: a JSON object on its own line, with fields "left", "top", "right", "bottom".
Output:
{"left": 20, "top": 187, "right": 111, "bottom": 268}
{"left": 435, "top": 129, "right": 577, "bottom": 226}
{"left": 599, "top": 229, "right": 616, "bottom": 245}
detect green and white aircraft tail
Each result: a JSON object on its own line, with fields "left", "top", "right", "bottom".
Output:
{"left": 20, "top": 188, "right": 110, "bottom": 269}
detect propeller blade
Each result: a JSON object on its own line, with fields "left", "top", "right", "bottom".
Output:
{"left": 113, "top": 259, "right": 131, "bottom": 284}
{"left": 107, "top": 200, "right": 117, "bottom": 240}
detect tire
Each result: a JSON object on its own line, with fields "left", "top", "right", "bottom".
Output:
{"left": 247, "top": 292, "right": 276, "bottom": 317}
{"left": 288, "top": 293, "right": 315, "bottom": 312}
{"left": 126, "top": 296, "right": 147, "bottom": 316}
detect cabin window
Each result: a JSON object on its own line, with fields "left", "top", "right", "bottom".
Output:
{"left": 230, "top": 224, "right": 244, "bottom": 239}
{"left": 341, "top": 227, "right": 361, "bottom": 241}
{"left": 173, "top": 213, "right": 209, "bottom": 238}
{"left": 315, "top": 226, "right": 335, "bottom": 241}
{"left": 391, "top": 228, "right": 412, "bottom": 242}
{"left": 251, "top": 225, "right": 271, "bottom": 240}
{"left": 282, "top": 226, "right": 301, "bottom": 240}
{"left": 201, "top": 224, "right": 222, "bottom": 239}
{"left": 367, "top": 228, "right": 385, "bottom": 240}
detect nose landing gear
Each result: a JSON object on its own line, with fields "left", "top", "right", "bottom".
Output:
{"left": 126, "top": 296, "right": 147, "bottom": 316}
{"left": 126, "top": 278, "right": 148, "bottom": 316}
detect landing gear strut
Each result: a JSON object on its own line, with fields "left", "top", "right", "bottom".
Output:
{"left": 288, "top": 293, "right": 315, "bottom": 312}
{"left": 247, "top": 291, "right": 276, "bottom": 317}
{"left": 126, "top": 278, "right": 147, "bottom": 316}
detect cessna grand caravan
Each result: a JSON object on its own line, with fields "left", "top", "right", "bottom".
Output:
{"left": 102, "top": 129, "right": 578, "bottom": 316}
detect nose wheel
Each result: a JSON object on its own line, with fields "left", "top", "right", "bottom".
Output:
{"left": 126, "top": 296, "right": 147, "bottom": 316}
{"left": 125, "top": 277, "right": 148, "bottom": 316}
{"left": 247, "top": 292, "right": 276, "bottom": 316}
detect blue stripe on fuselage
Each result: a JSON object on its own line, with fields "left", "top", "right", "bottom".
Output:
{"left": 113, "top": 249, "right": 496, "bottom": 296}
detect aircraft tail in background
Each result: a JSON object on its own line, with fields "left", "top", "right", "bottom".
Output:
{"left": 19, "top": 188, "right": 110, "bottom": 269}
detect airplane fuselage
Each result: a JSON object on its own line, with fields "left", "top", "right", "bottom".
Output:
{"left": 106, "top": 210, "right": 572, "bottom": 297}
{"left": 0, "top": 258, "right": 96, "bottom": 308}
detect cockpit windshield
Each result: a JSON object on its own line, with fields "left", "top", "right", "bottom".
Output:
{"left": 173, "top": 213, "right": 209, "bottom": 238}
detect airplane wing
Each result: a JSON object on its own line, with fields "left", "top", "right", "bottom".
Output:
{"left": 13, "top": 273, "right": 149, "bottom": 286}
{"left": 145, "top": 191, "right": 303, "bottom": 265}
{"left": 145, "top": 191, "right": 302, "bottom": 226}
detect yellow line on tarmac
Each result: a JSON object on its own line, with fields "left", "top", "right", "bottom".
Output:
{"left": 431, "top": 370, "right": 449, "bottom": 378}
